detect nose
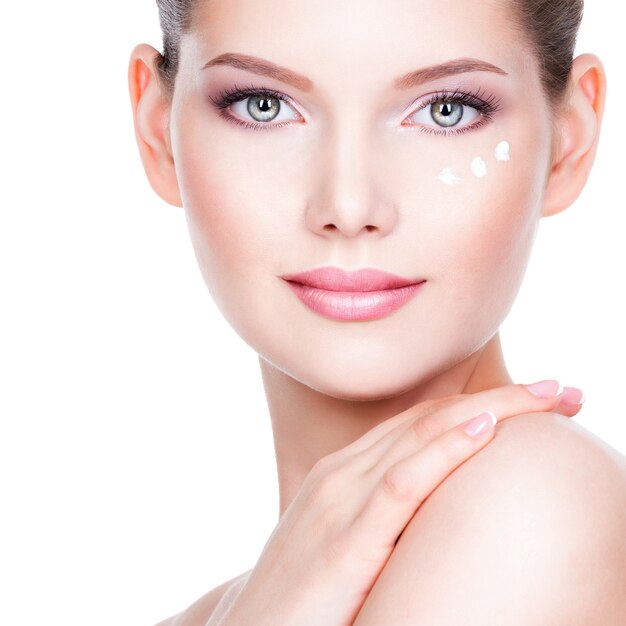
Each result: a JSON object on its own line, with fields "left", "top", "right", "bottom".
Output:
{"left": 305, "top": 122, "right": 398, "bottom": 239}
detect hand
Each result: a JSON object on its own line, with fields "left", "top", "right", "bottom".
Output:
{"left": 215, "top": 380, "right": 582, "bottom": 626}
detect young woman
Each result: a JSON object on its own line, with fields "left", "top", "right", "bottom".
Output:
{"left": 128, "top": 0, "right": 626, "bottom": 623}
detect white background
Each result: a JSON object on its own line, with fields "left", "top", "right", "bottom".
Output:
{"left": 1, "top": 1, "right": 624, "bottom": 624}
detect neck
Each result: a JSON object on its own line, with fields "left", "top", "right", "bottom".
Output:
{"left": 259, "top": 331, "right": 512, "bottom": 518}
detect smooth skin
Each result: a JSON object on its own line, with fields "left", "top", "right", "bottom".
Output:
{"left": 210, "top": 383, "right": 584, "bottom": 626}
{"left": 154, "top": 383, "right": 586, "bottom": 626}
{"left": 128, "top": 0, "right": 626, "bottom": 623}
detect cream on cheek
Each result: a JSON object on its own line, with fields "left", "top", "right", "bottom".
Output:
{"left": 438, "top": 140, "right": 511, "bottom": 185}
{"left": 495, "top": 140, "right": 510, "bottom": 161}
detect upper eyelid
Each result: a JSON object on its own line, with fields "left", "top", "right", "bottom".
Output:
{"left": 406, "top": 87, "right": 502, "bottom": 113}
{"left": 211, "top": 85, "right": 301, "bottom": 112}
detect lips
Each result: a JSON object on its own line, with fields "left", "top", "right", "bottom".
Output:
{"left": 281, "top": 267, "right": 423, "bottom": 292}
{"left": 280, "top": 266, "right": 426, "bottom": 321}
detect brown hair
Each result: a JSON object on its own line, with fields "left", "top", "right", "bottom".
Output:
{"left": 154, "top": 0, "right": 196, "bottom": 100}
{"left": 514, "top": 0, "right": 584, "bottom": 101}
{"left": 154, "top": 0, "right": 583, "bottom": 104}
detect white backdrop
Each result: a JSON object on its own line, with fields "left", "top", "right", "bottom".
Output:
{"left": 0, "top": 1, "right": 624, "bottom": 625}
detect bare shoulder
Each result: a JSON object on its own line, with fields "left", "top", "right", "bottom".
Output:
{"left": 155, "top": 569, "right": 251, "bottom": 626}
{"left": 353, "top": 412, "right": 626, "bottom": 625}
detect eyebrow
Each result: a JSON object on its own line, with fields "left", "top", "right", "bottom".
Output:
{"left": 202, "top": 53, "right": 508, "bottom": 91}
{"left": 395, "top": 58, "right": 508, "bottom": 89}
{"left": 203, "top": 53, "right": 314, "bottom": 91}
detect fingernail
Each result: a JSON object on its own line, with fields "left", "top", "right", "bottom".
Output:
{"left": 525, "top": 379, "right": 562, "bottom": 398}
{"left": 464, "top": 411, "right": 497, "bottom": 437}
{"left": 560, "top": 386, "right": 586, "bottom": 406}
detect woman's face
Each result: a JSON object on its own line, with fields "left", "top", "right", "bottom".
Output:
{"left": 168, "top": 0, "right": 554, "bottom": 400}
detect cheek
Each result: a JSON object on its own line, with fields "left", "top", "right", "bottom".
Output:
{"left": 179, "top": 161, "right": 247, "bottom": 307}
{"left": 171, "top": 110, "right": 298, "bottom": 328}
{"left": 422, "top": 133, "right": 549, "bottom": 324}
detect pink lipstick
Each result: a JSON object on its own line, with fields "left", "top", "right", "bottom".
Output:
{"left": 281, "top": 267, "right": 426, "bottom": 321}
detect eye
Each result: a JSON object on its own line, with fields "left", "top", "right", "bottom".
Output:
{"left": 413, "top": 100, "right": 479, "bottom": 128}
{"left": 231, "top": 93, "right": 299, "bottom": 124}
{"left": 210, "top": 85, "right": 501, "bottom": 134}
{"left": 209, "top": 84, "right": 302, "bottom": 130}
{"left": 403, "top": 89, "right": 502, "bottom": 135}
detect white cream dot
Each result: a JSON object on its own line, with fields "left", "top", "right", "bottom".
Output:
{"left": 438, "top": 167, "right": 460, "bottom": 186}
{"left": 495, "top": 140, "right": 510, "bottom": 161}
{"left": 471, "top": 157, "right": 487, "bottom": 178}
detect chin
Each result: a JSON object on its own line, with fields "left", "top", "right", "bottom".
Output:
{"left": 258, "top": 321, "right": 498, "bottom": 403}
{"left": 236, "top": 283, "right": 502, "bottom": 402}
{"left": 275, "top": 350, "right": 442, "bottom": 402}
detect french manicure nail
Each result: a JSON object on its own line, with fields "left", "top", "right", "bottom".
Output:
{"left": 525, "top": 379, "right": 562, "bottom": 398}
{"left": 464, "top": 411, "right": 497, "bottom": 437}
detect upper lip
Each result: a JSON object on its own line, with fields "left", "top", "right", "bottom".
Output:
{"left": 281, "top": 267, "right": 425, "bottom": 292}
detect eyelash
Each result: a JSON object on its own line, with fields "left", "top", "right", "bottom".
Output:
{"left": 208, "top": 82, "right": 502, "bottom": 136}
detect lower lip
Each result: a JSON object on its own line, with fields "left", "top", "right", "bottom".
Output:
{"left": 283, "top": 280, "right": 426, "bottom": 321}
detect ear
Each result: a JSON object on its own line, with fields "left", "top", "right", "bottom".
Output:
{"left": 541, "top": 53, "right": 606, "bottom": 218}
{"left": 127, "top": 43, "right": 183, "bottom": 208}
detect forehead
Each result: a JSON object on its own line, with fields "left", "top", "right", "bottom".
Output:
{"left": 188, "top": 0, "right": 533, "bottom": 92}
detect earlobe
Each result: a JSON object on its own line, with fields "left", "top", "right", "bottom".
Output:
{"left": 128, "top": 43, "right": 183, "bottom": 208}
{"left": 541, "top": 53, "right": 606, "bottom": 218}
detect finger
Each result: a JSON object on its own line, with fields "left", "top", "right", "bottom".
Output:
{"left": 354, "top": 380, "right": 566, "bottom": 472}
{"left": 552, "top": 386, "right": 585, "bottom": 418}
{"left": 353, "top": 410, "right": 497, "bottom": 546}
{"left": 330, "top": 379, "right": 579, "bottom": 469}
{"left": 325, "top": 394, "right": 461, "bottom": 460}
